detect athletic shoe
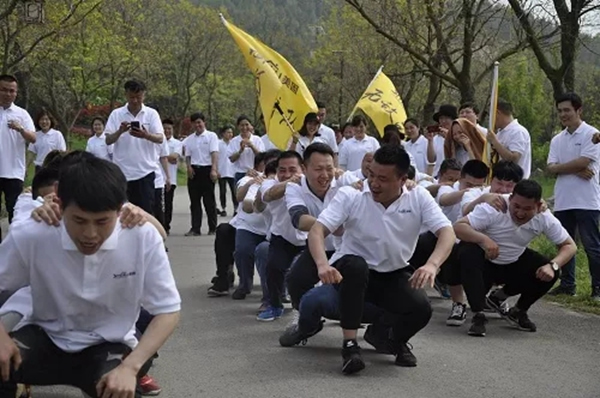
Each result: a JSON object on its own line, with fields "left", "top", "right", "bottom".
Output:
{"left": 207, "top": 285, "right": 229, "bottom": 297}
{"left": 139, "top": 375, "right": 162, "bottom": 396}
{"left": 486, "top": 291, "right": 509, "bottom": 316}
{"left": 468, "top": 313, "right": 487, "bottom": 337}
{"left": 505, "top": 308, "right": 537, "bottom": 332}
{"left": 207, "top": 230, "right": 216, "bottom": 236}
{"left": 394, "top": 342, "right": 417, "bottom": 367}
{"left": 446, "top": 302, "right": 467, "bottom": 326}
{"left": 257, "top": 303, "right": 269, "bottom": 314}
{"left": 231, "top": 289, "right": 247, "bottom": 300}
{"left": 184, "top": 229, "right": 201, "bottom": 237}
{"left": 591, "top": 286, "right": 600, "bottom": 303}
{"left": 256, "top": 306, "right": 284, "bottom": 322}
{"left": 341, "top": 340, "right": 365, "bottom": 375}
{"left": 364, "top": 325, "right": 394, "bottom": 355}
{"left": 433, "top": 279, "right": 451, "bottom": 299}
{"left": 548, "top": 285, "right": 576, "bottom": 296}
{"left": 279, "top": 320, "right": 324, "bottom": 347}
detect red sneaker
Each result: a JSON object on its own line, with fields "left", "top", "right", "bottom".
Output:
{"left": 139, "top": 374, "right": 162, "bottom": 396}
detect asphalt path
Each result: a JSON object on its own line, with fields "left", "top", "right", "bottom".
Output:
{"left": 4, "top": 189, "right": 599, "bottom": 398}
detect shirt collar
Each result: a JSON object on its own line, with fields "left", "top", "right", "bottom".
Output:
{"left": 60, "top": 222, "right": 120, "bottom": 252}
{"left": 125, "top": 103, "right": 147, "bottom": 118}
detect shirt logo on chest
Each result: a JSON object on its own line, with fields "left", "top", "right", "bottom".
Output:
{"left": 113, "top": 271, "right": 136, "bottom": 279}
{"left": 397, "top": 208, "right": 412, "bottom": 214}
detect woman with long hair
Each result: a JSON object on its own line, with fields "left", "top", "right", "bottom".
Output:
{"left": 444, "top": 118, "right": 486, "bottom": 165}
{"left": 403, "top": 118, "right": 429, "bottom": 173}
{"left": 289, "top": 112, "right": 329, "bottom": 157}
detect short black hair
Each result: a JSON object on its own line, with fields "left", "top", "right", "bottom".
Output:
{"left": 351, "top": 114, "right": 367, "bottom": 127}
{"left": 407, "top": 165, "right": 416, "bottom": 180}
{"left": 276, "top": 150, "right": 303, "bottom": 168}
{"left": 555, "top": 92, "right": 583, "bottom": 111}
{"left": 303, "top": 142, "right": 334, "bottom": 163}
{"left": 43, "top": 150, "right": 64, "bottom": 168}
{"left": 383, "top": 124, "right": 401, "bottom": 135}
{"left": 237, "top": 115, "right": 252, "bottom": 126}
{"left": 316, "top": 101, "right": 326, "bottom": 109}
{"left": 439, "top": 158, "right": 463, "bottom": 175}
{"left": 190, "top": 112, "right": 205, "bottom": 122}
{"left": 264, "top": 148, "right": 282, "bottom": 166}
{"left": 124, "top": 79, "right": 146, "bottom": 93}
{"left": 342, "top": 122, "right": 353, "bottom": 132}
{"left": 0, "top": 74, "right": 17, "bottom": 83}
{"left": 264, "top": 161, "right": 278, "bottom": 176}
{"left": 91, "top": 116, "right": 105, "bottom": 129}
{"left": 254, "top": 152, "right": 266, "bottom": 168}
{"left": 459, "top": 102, "right": 480, "bottom": 114}
{"left": 404, "top": 118, "right": 420, "bottom": 128}
{"left": 492, "top": 160, "right": 523, "bottom": 183}
{"left": 373, "top": 144, "right": 410, "bottom": 177}
{"left": 219, "top": 125, "right": 234, "bottom": 135}
{"left": 59, "top": 150, "right": 96, "bottom": 173}
{"left": 497, "top": 100, "right": 513, "bottom": 116}
{"left": 32, "top": 167, "right": 59, "bottom": 198}
{"left": 58, "top": 156, "right": 127, "bottom": 212}
{"left": 512, "top": 179, "right": 542, "bottom": 202}
{"left": 162, "top": 118, "right": 174, "bottom": 126}
{"left": 461, "top": 159, "right": 489, "bottom": 179}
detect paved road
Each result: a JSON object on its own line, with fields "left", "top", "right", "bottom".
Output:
{"left": 5, "top": 190, "right": 600, "bottom": 398}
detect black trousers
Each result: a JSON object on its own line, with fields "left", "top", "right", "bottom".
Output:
{"left": 266, "top": 235, "right": 305, "bottom": 309}
{"left": 164, "top": 185, "right": 176, "bottom": 233}
{"left": 126, "top": 172, "right": 155, "bottom": 214}
{"left": 213, "top": 223, "right": 236, "bottom": 289}
{"left": 187, "top": 166, "right": 217, "bottom": 233}
{"left": 0, "top": 325, "right": 150, "bottom": 398}
{"left": 458, "top": 242, "right": 558, "bottom": 313}
{"left": 0, "top": 178, "right": 23, "bottom": 242}
{"left": 411, "top": 232, "right": 461, "bottom": 286}
{"left": 153, "top": 187, "right": 165, "bottom": 228}
{"left": 218, "top": 177, "right": 237, "bottom": 210}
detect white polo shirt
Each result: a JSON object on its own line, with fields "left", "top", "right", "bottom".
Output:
{"left": 339, "top": 136, "right": 380, "bottom": 171}
{"left": 86, "top": 134, "right": 113, "bottom": 161}
{"left": 548, "top": 122, "right": 600, "bottom": 212}
{"left": 286, "top": 173, "right": 359, "bottom": 250}
{"left": 477, "top": 124, "right": 488, "bottom": 136}
{"left": 104, "top": 104, "right": 164, "bottom": 181}
{"left": 0, "top": 218, "right": 181, "bottom": 353}
{"left": 318, "top": 124, "right": 339, "bottom": 153}
{"left": 261, "top": 134, "right": 277, "bottom": 151}
{"left": 154, "top": 140, "right": 169, "bottom": 189}
{"left": 291, "top": 134, "right": 331, "bottom": 159}
{"left": 218, "top": 139, "right": 235, "bottom": 178}
{"left": 404, "top": 135, "right": 429, "bottom": 174}
{"left": 318, "top": 185, "right": 451, "bottom": 272}
{"left": 437, "top": 181, "right": 462, "bottom": 223}
{"left": 496, "top": 119, "right": 532, "bottom": 178}
{"left": 261, "top": 178, "right": 305, "bottom": 246}
{"left": 230, "top": 176, "right": 268, "bottom": 236}
{"left": 467, "top": 196, "right": 570, "bottom": 264}
{"left": 182, "top": 130, "right": 219, "bottom": 167}
{"left": 28, "top": 129, "right": 67, "bottom": 166}
{"left": 227, "top": 134, "right": 265, "bottom": 174}
{"left": 166, "top": 137, "right": 183, "bottom": 187}
{"left": 432, "top": 135, "right": 445, "bottom": 177}
{"left": 460, "top": 186, "right": 490, "bottom": 216}
{"left": 0, "top": 104, "right": 35, "bottom": 180}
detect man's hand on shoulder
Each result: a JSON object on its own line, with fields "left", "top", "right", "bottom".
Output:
{"left": 119, "top": 203, "right": 148, "bottom": 228}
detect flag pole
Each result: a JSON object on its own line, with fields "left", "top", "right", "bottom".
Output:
{"left": 347, "top": 65, "right": 385, "bottom": 122}
{"left": 488, "top": 61, "right": 499, "bottom": 133}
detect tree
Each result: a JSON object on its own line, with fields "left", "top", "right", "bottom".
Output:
{"left": 507, "top": 0, "right": 600, "bottom": 98}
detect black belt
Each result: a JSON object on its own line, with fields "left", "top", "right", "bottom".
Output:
{"left": 191, "top": 165, "right": 211, "bottom": 168}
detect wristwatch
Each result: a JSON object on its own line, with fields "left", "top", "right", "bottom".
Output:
{"left": 550, "top": 262, "right": 559, "bottom": 272}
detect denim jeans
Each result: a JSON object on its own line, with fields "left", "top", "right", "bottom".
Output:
{"left": 234, "top": 229, "right": 266, "bottom": 293}
{"left": 554, "top": 210, "right": 600, "bottom": 289}
{"left": 255, "top": 241, "right": 270, "bottom": 304}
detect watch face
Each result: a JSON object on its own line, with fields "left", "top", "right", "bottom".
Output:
{"left": 552, "top": 263, "right": 559, "bottom": 271}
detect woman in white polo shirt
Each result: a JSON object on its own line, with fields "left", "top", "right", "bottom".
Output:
{"left": 338, "top": 115, "right": 380, "bottom": 171}
{"left": 227, "top": 115, "right": 265, "bottom": 185}
{"left": 85, "top": 117, "right": 112, "bottom": 161}
{"left": 28, "top": 109, "right": 66, "bottom": 174}
{"left": 289, "top": 112, "right": 329, "bottom": 157}
{"left": 403, "top": 118, "right": 429, "bottom": 174}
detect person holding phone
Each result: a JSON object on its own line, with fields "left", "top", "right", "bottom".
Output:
{"left": 104, "top": 80, "right": 164, "bottom": 214}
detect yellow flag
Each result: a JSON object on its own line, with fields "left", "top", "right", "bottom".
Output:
{"left": 221, "top": 16, "right": 317, "bottom": 149}
{"left": 483, "top": 62, "right": 500, "bottom": 176}
{"left": 350, "top": 67, "right": 408, "bottom": 137}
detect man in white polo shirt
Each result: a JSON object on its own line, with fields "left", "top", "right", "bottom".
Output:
{"left": 0, "top": 156, "right": 180, "bottom": 397}
{"left": 183, "top": 112, "right": 219, "bottom": 236}
{"left": 455, "top": 180, "right": 576, "bottom": 337}
{"left": 549, "top": 92, "right": 600, "bottom": 300}
{"left": 307, "top": 145, "right": 455, "bottom": 374}
{"left": 163, "top": 119, "right": 183, "bottom": 235}
{"left": 0, "top": 74, "right": 36, "bottom": 242}
{"left": 104, "top": 80, "right": 164, "bottom": 214}
{"left": 486, "top": 100, "right": 532, "bottom": 178}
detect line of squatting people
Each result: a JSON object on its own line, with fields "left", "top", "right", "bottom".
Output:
{"left": 206, "top": 142, "right": 577, "bottom": 375}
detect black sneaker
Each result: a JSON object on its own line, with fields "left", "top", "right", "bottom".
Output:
{"left": 364, "top": 325, "right": 394, "bottom": 355}
{"left": 505, "top": 308, "right": 537, "bottom": 332}
{"left": 207, "top": 284, "right": 229, "bottom": 297}
{"left": 394, "top": 342, "right": 417, "bottom": 367}
{"left": 184, "top": 229, "right": 201, "bottom": 237}
{"left": 591, "top": 286, "right": 600, "bottom": 303}
{"left": 548, "top": 285, "right": 576, "bottom": 296}
{"left": 231, "top": 289, "right": 247, "bottom": 300}
{"left": 446, "top": 302, "right": 467, "bottom": 326}
{"left": 279, "top": 320, "right": 324, "bottom": 347}
{"left": 468, "top": 313, "right": 488, "bottom": 337}
{"left": 341, "top": 340, "right": 365, "bottom": 375}
{"left": 220, "top": 210, "right": 228, "bottom": 217}
{"left": 207, "top": 230, "right": 216, "bottom": 236}
{"left": 486, "top": 292, "right": 509, "bottom": 316}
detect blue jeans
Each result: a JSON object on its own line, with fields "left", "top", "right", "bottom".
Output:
{"left": 554, "top": 210, "right": 600, "bottom": 289}
{"left": 234, "top": 229, "right": 266, "bottom": 293}
{"left": 255, "top": 241, "right": 270, "bottom": 304}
